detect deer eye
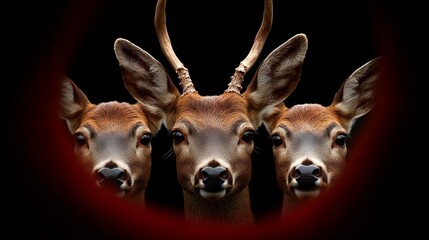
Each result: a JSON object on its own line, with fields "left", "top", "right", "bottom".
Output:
{"left": 74, "top": 133, "right": 86, "bottom": 147}
{"left": 242, "top": 130, "right": 254, "bottom": 143}
{"left": 140, "top": 133, "right": 152, "bottom": 146}
{"left": 271, "top": 134, "right": 283, "bottom": 147}
{"left": 171, "top": 130, "right": 185, "bottom": 144}
{"left": 335, "top": 134, "right": 348, "bottom": 147}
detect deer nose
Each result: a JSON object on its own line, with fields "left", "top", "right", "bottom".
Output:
{"left": 200, "top": 166, "right": 227, "bottom": 192}
{"left": 294, "top": 165, "right": 320, "bottom": 190}
{"left": 96, "top": 167, "right": 128, "bottom": 189}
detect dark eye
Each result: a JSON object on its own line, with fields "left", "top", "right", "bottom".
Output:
{"left": 242, "top": 130, "right": 254, "bottom": 143}
{"left": 335, "top": 134, "right": 348, "bottom": 147}
{"left": 171, "top": 130, "right": 185, "bottom": 144}
{"left": 140, "top": 133, "right": 152, "bottom": 146}
{"left": 74, "top": 133, "right": 86, "bottom": 147}
{"left": 271, "top": 134, "right": 283, "bottom": 147}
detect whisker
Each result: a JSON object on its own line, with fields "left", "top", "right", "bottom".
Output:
{"left": 160, "top": 148, "right": 174, "bottom": 160}
{"left": 252, "top": 145, "right": 264, "bottom": 157}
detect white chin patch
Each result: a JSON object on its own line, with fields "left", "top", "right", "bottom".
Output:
{"left": 200, "top": 189, "right": 226, "bottom": 200}
{"left": 294, "top": 189, "right": 321, "bottom": 199}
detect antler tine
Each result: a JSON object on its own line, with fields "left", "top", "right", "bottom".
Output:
{"left": 226, "top": 0, "right": 273, "bottom": 94}
{"left": 155, "top": 0, "right": 196, "bottom": 95}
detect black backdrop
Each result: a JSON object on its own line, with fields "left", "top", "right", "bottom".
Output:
{"left": 11, "top": 0, "right": 424, "bottom": 239}
{"left": 67, "top": 0, "right": 379, "bottom": 215}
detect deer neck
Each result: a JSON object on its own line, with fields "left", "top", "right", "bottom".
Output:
{"left": 182, "top": 187, "right": 254, "bottom": 224}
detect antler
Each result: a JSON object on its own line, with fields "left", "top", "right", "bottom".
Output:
{"left": 155, "top": 0, "right": 273, "bottom": 95}
{"left": 155, "top": 0, "right": 196, "bottom": 95}
{"left": 225, "top": 0, "right": 273, "bottom": 94}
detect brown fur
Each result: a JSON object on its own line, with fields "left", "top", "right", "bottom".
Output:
{"left": 263, "top": 57, "right": 383, "bottom": 216}
{"left": 115, "top": 33, "right": 309, "bottom": 224}
{"left": 60, "top": 77, "right": 167, "bottom": 207}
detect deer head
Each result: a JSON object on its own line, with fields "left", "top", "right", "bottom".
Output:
{"left": 59, "top": 76, "right": 168, "bottom": 206}
{"left": 261, "top": 57, "right": 383, "bottom": 215}
{"left": 114, "top": 0, "right": 308, "bottom": 224}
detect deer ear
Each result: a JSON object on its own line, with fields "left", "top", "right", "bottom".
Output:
{"left": 243, "top": 34, "right": 308, "bottom": 123}
{"left": 114, "top": 38, "right": 180, "bottom": 115}
{"left": 331, "top": 57, "right": 383, "bottom": 125}
{"left": 59, "top": 77, "right": 92, "bottom": 132}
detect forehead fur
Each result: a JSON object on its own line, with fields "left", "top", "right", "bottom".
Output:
{"left": 282, "top": 104, "right": 341, "bottom": 129}
{"left": 175, "top": 93, "right": 251, "bottom": 130}
{"left": 81, "top": 101, "right": 148, "bottom": 132}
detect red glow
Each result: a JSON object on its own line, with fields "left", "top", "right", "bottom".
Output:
{"left": 15, "top": 1, "right": 414, "bottom": 239}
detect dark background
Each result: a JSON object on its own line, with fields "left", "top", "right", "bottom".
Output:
{"left": 65, "top": 0, "right": 380, "bottom": 216}
{"left": 10, "top": 0, "right": 425, "bottom": 239}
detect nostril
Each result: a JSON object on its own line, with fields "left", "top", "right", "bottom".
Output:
{"left": 96, "top": 167, "right": 126, "bottom": 187}
{"left": 219, "top": 169, "right": 227, "bottom": 180}
{"left": 117, "top": 170, "right": 127, "bottom": 180}
{"left": 201, "top": 169, "right": 209, "bottom": 179}
{"left": 312, "top": 167, "right": 320, "bottom": 176}
{"left": 294, "top": 165, "right": 321, "bottom": 190}
{"left": 201, "top": 166, "right": 227, "bottom": 179}
{"left": 200, "top": 166, "right": 227, "bottom": 192}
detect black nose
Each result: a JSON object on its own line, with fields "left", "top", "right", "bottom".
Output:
{"left": 96, "top": 167, "right": 126, "bottom": 188}
{"left": 201, "top": 166, "right": 227, "bottom": 192}
{"left": 295, "top": 165, "right": 320, "bottom": 190}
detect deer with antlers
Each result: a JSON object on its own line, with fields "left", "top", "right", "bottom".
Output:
{"left": 262, "top": 56, "right": 383, "bottom": 216}
{"left": 59, "top": 76, "right": 172, "bottom": 207}
{"left": 113, "top": 0, "right": 308, "bottom": 224}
